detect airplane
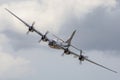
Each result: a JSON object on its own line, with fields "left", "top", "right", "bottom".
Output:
{"left": 5, "top": 8, "right": 117, "bottom": 73}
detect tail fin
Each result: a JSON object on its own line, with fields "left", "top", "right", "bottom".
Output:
{"left": 65, "top": 30, "right": 76, "bottom": 45}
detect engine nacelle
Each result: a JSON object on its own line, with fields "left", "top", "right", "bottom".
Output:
{"left": 28, "top": 22, "right": 35, "bottom": 32}
{"left": 79, "top": 55, "right": 85, "bottom": 61}
{"left": 48, "top": 41, "right": 54, "bottom": 46}
{"left": 29, "top": 27, "right": 33, "bottom": 32}
{"left": 41, "top": 36, "right": 48, "bottom": 42}
{"left": 39, "top": 31, "right": 49, "bottom": 42}
{"left": 64, "top": 48, "right": 70, "bottom": 55}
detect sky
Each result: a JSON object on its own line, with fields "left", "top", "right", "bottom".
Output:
{"left": 0, "top": 0, "right": 120, "bottom": 80}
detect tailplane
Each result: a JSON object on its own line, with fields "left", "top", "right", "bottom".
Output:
{"left": 65, "top": 30, "right": 76, "bottom": 45}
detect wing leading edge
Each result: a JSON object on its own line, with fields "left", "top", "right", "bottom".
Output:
{"left": 69, "top": 51, "right": 117, "bottom": 73}
{"left": 5, "top": 8, "right": 43, "bottom": 37}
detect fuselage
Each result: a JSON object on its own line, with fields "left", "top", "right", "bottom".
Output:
{"left": 48, "top": 39, "right": 69, "bottom": 50}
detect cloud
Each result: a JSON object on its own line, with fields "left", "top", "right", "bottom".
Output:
{"left": 0, "top": 49, "right": 30, "bottom": 79}
{"left": 0, "top": 0, "right": 116, "bottom": 50}
{"left": 0, "top": 0, "right": 119, "bottom": 79}
{"left": 0, "top": 30, "right": 31, "bottom": 79}
{"left": 0, "top": 34, "right": 9, "bottom": 44}
{"left": 0, "top": 0, "right": 117, "bottom": 33}
{"left": 63, "top": 6, "right": 120, "bottom": 51}
{"left": 0, "top": 0, "right": 61, "bottom": 33}
{"left": 20, "top": 48, "right": 120, "bottom": 80}
{"left": 55, "top": 0, "right": 120, "bottom": 51}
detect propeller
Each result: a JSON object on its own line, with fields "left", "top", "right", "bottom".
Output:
{"left": 61, "top": 48, "right": 70, "bottom": 56}
{"left": 38, "top": 31, "right": 49, "bottom": 43}
{"left": 32, "top": 21, "right": 35, "bottom": 27}
{"left": 79, "top": 50, "right": 83, "bottom": 64}
{"left": 38, "top": 38, "right": 42, "bottom": 43}
{"left": 26, "top": 30, "right": 30, "bottom": 34}
{"left": 79, "top": 50, "right": 88, "bottom": 64}
{"left": 79, "top": 60, "right": 82, "bottom": 64}
{"left": 26, "top": 21, "right": 35, "bottom": 34}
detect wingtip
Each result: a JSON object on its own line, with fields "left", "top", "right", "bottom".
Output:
{"left": 4, "top": 8, "right": 10, "bottom": 12}
{"left": 109, "top": 69, "right": 117, "bottom": 74}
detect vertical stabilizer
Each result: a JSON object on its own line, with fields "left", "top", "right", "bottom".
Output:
{"left": 65, "top": 30, "right": 76, "bottom": 45}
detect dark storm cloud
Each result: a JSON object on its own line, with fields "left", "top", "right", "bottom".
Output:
{"left": 59, "top": 6, "right": 120, "bottom": 51}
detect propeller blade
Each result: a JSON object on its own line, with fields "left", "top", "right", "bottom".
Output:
{"left": 32, "top": 21, "right": 35, "bottom": 27}
{"left": 80, "top": 50, "right": 82, "bottom": 55}
{"left": 26, "top": 31, "right": 29, "bottom": 35}
{"left": 45, "top": 31, "right": 49, "bottom": 35}
{"left": 79, "top": 61, "right": 82, "bottom": 64}
{"left": 38, "top": 38, "right": 42, "bottom": 43}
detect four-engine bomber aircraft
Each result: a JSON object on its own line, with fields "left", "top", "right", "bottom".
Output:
{"left": 5, "top": 8, "right": 117, "bottom": 73}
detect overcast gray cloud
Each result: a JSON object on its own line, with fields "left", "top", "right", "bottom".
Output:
{"left": 1, "top": 0, "right": 118, "bottom": 51}
{"left": 0, "top": 0, "right": 120, "bottom": 80}
{"left": 59, "top": 6, "right": 120, "bottom": 51}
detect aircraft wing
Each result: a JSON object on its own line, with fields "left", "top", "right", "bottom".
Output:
{"left": 5, "top": 8, "right": 43, "bottom": 37}
{"left": 5, "top": 8, "right": 30, "bottom": 28}
{"left": 85, "top": 58, "right": 117, "bottom": 73}
{"left": 69, "top": 51, "right": 117, "bottom": 73}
